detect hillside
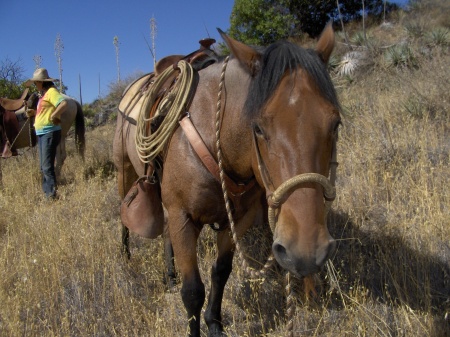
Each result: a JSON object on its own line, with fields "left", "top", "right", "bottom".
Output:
{"left": 0, "top": 1, "right": 448, "bottom": 336}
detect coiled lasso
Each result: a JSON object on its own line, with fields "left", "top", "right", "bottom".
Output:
{"left": 135, "top": 60, "right": 194, "bottom": 163}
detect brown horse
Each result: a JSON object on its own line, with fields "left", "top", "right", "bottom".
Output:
{"left": 114, "top": 24, "right": 341, "bottom": 337}
{"left": 0, "top": 92, "right": 85, "bottom": 183}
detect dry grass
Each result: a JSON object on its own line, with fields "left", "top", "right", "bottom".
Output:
{"left": 1, "top": 3, "right": 449, "bottom": 336}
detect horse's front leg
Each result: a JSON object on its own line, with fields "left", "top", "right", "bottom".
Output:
{"left": 204, "top": 232, "right": 234, "bottom": 337}
{"left": 205, "top": 205, "right": 260, "bottom": 337}
{"left": 169, "top": 213, "right": 204, "bottom": 337}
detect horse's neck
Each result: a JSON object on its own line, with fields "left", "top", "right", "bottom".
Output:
{"left": 202, "top": 60, "right": 254, "bottom": 180}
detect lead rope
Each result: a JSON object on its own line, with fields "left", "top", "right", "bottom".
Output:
{"left": 215, "top": 57, "right": 338, "bottom": 336}
{"left": 215, "top": 56, "right": 276, "bottom": 279}
{"left": 215, "top": 57, "right": 288, "bottom": 335}
{"left": 214, "top": 57, "right": 292, "bottom": 335}
{"left": 8, "top": 101, "right": 34, "bottom": 149}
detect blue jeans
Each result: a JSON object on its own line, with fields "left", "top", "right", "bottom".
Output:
{"left": 38, "top": 130, "right": 61, "bottom": 198}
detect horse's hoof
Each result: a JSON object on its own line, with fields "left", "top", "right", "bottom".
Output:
{"left": 208, "top": 325, "right": 226, "bottom": 337}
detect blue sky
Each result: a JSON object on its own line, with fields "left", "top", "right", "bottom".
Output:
{"left": 2, "top": 0, "right": 407, "bottom": 104}
{"left": 1, "top": 0, "right": 234, "bottom": 103}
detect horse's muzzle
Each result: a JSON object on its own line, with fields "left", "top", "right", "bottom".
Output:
{"left": 272, "top": 237, "right": 336, "bottom": 277}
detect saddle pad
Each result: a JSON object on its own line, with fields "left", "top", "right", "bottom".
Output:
{"left": 118, "top": 73, "right": 154, "bottom": 123}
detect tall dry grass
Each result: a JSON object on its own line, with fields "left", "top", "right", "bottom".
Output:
{"left": 1, "top": 3, "right": 449, "bottom": 337}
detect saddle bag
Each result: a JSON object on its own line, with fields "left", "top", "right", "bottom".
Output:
{"left": 120, "top": 174, "right": 164, "bottom": 239}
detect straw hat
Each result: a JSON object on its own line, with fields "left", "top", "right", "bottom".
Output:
{"left": 24, "top": 68, "right": 58, "bottom": 87}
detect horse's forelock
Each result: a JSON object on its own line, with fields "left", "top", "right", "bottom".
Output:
{"left": 244, "top": 41, "right": 340, "bottom": 119}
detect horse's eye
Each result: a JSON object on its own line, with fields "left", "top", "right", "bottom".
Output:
{"left": 253, "top": 124, "right": 264, "bottom": 137}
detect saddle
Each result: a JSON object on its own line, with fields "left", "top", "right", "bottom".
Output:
{"left": 118, "top": 38, "right": 217, "bottom": 125}
{"left": 0, "top": 89, "right": 29, "bottom": 158}
{"left": 119, "top": 38, "right": 219, "bottom": 238}
{"left": 0, "top": 88, "right": 28, "bottom": 111}
{"left": 154, "top": 38, "right": 216, "bottom": 75}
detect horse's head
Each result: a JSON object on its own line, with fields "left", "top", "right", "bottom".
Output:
{"left": 221, "top": 25, "right": 341, "bottom": 277}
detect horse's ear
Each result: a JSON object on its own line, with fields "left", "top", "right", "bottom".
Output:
{"left": 315, "top": 23, "right": 335, "bottom": 64}
{"left": 217, "top": 28, "right": 261, "bottom": 77}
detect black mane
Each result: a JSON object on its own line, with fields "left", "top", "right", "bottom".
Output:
{"left": 244, "top": 40, "right": 340, "bottom": 118}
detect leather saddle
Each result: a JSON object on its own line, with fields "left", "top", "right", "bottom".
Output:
{"left": 118, "top": 38, "right": 218, "bottom": 125}
{"left": 1, "top": 89, "right": 30, "bottom": 158}
{"left": 0, "top": 88, "right": 29, "bottom": 111}
{"left": 154, "top": 38, "right": 217, "bottom": 75}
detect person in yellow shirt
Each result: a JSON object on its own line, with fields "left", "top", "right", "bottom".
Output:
{"left": 25, "top": 68, "right": 67, "bottom": 199}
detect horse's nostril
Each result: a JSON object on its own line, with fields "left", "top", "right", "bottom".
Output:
{"left": 316, "top": 239, "right": 336, "bottom": 266}
{"left": 273, "top": 242, "right": 287, "bottom": 260}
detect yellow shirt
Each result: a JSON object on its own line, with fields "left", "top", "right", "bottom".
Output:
{"left": 34, "top": 87, "right": 64, "bottom": 135}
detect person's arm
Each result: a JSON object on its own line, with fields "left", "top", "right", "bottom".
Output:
{"left": 50, "top": 100, "right": 67, "bottom": 124}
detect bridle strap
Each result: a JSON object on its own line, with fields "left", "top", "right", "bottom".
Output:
{"left": 252, "top": 128, "right": 337, "bottom": 231}
{"left": 252, "top": 128, "right": 275, "bottom": 192}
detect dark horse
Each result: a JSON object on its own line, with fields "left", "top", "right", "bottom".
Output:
{"left": 114, "top": 24, "right": 341, "bottom": 336}
{"left": 0, "top": 92, "right": 85, "bottom": 181}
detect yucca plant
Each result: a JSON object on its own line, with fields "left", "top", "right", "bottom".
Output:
{"left": 350, "top": 31, "right": 367, "bottom": 46}
{"left": 426, "top": 27, "right": 450, "bottom": 47}
{"left": 337, "top": 51, "right": 370, "bottom": 77}
{"left": 337, "top": 52, "right": 360, "bottom": 76}
{"left": 384, "top": 44, "right": 418, "bottom": 68}
{"left": 404, "top": 22, "right": 427, "bottom": 39}
{"left": 328, "top": 54, "right": 341, "bottom": 73}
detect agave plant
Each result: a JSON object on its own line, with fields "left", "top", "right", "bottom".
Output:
{"left": 404, "top": 22, "right": 427, "bottom": 39}
{"left": 337, "top": 51, "right": 369, "bottom": 77}
{"left": 426, "top": 27, "right": 449, "bottom": 47}
{"left": 328, "top": 54, "right": 341, "bottom": 72}
{"left": 384, "top": 44, "right": 418, "bottom": 69}
{"left": 350, "top": 31, "right": 367, "bottom": 46}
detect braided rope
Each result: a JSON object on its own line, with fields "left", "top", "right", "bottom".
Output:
{"left": 135, "top": 61, "right": 194, "bottom": 163}
{"left": 8, "top": 117, "right": 30, "bottom": 149}
{"left": 215, "top": 56, "right": 276, "bottom": 279}
{"left": 267, "top": 174, "right": 335, "bottom": 336}
{"left": 285, "top": 272, "right": 295, "bottom": 337}
{"left": 268, "top": 173, "right": 335, "bottom": 231}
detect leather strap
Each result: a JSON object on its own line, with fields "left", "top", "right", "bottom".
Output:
{"left": 179, "top": 114, "right": 255, "bottom": 197}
